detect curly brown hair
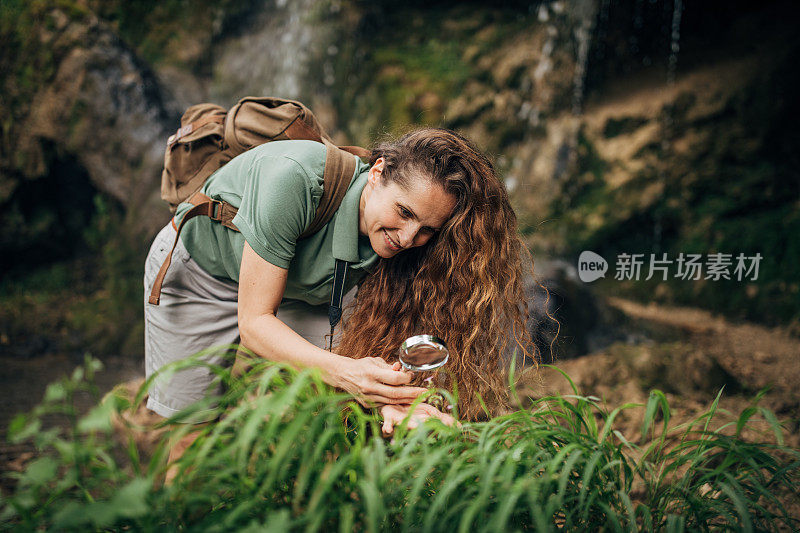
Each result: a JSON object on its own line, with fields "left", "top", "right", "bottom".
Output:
{"left": 336, "top": 128, "right": 537, "bottom": 421}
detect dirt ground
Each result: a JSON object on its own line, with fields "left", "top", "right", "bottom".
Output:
{"left": 524, "top": 297, "right": 800, "bottom": 449}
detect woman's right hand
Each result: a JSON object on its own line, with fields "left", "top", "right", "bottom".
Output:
{"left": 326, "top": 358, "right": 428, "bottom": 407}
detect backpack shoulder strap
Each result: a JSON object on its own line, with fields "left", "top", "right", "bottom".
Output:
{"left": 149, "top": 143, "right": 367, "bottom": 306}
{"left": 147, "top": 193, "right": 237, "bottom": 305}
{"left": 298, "top": 141, "right": 360, "bottom": 239}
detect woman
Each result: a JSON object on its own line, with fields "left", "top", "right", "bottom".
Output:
{"left": 144, "top": 128, "right": 535, "bottom": 438}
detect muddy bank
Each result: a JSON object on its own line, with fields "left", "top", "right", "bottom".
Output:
{"left": 526, "top": 296, "right": 800, "bottom": 448}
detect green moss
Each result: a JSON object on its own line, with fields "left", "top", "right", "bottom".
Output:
{"left": 86, "top": 0, "right": 254, "bottom": 68}
{"left": 548, "top": 131, "right": 614, "bottom": 245}
{"left": 54, "top": 0, "right": 90, "bottom": 19}
{"left": 1, "top": 1, "right": 54, "bottom": 97}
{"left": 485, "top": 116, "right": 527, "bottom": 147}
{"left": 8, "top": 0, "right": 256, "bottom": 76}
{"left": 361, "top": 36, "right": 470, "bottom": 132}
{"left": 602, "top": 116, "right": 649, "bottom": 138}
{"left": 331, "top": 3, "right": 537, "bottom": 143}
{"left": 67, "top": 99, "right": 88, "bottom": 136}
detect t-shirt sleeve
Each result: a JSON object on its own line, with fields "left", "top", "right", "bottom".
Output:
{"left": 232, "top": 155, "right": 318, "bottom": 269}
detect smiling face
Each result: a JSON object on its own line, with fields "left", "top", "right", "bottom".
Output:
{"left": 359, "top": 158, "right": 458, "bottom": 259}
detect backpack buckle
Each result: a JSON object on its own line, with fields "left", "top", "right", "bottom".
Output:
{"left": 208, "top": 199, "right": 224, "bottom": 222}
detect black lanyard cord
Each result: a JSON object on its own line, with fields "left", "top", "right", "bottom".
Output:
{"left": 327, "top": 259, "right": 348, "bottom": 351}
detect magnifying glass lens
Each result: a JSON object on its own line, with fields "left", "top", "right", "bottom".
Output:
{"left": 399, "top": 335, "right": 449, "bottom": 371}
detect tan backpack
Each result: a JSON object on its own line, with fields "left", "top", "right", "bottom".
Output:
{"left": 160, "top": 96, "right": 368, "bottom": 215}
{"left": 149, "top": 96, "right": 370, "bottom": 310}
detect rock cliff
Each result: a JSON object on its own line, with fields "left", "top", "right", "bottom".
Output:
{"left": 1, "top": 6, "right": 176, "bottom": 276}
{"left": 1, "top": 0, "right": 797, "bottom": 360}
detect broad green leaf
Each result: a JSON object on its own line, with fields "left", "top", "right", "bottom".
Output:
{"left": 20, "top": 456, "right": 58, "bottom": 486}
{"left": 43, "top": 382, "right": 66, "bottom": 403}
{"left": 8, "top": 415, "right": 41, "bottom": 443}
{"left": 77, "top": 401, "right": 114, "bottom": 433}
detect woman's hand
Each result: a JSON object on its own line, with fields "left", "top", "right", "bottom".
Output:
{"left": 238, "top": 244, "right": 425, "bottom": 406}
{"left": 380, "top": 401, "right": 457, "bottom": 437}
{"left": 328, "top": 359, "right": 428, "bottom": 407}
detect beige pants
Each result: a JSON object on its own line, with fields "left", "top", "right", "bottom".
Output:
{"left": 143, "top": 222, "right": 339, "bottom": 422}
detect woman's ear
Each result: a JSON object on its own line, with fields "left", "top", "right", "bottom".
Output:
{"left": 368, "top": 157, "right": 385, "bottom": 186}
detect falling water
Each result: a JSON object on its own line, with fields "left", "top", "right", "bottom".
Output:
{"left": 556, "top": 0, "right": 599, "bottom": 183}
{"left": 570, "top": 0, "right": 600, "bottom": 117}
{"left": 209, "top": 0, "right": 334, "bottom": 105}
{"left": 653, "top": 0, "right": 684, "bottom": 252}
{"left": 667, "top": 0, "right": 683, "bottom": 86}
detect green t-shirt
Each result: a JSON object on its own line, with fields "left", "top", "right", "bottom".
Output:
{"left": 174, "top": 140, "right": 379, "bottom": 306}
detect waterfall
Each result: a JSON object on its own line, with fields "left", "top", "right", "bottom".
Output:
{"left": 667, "top": 0, "right": 683, "bottom": 87}
{"left": 561, "top": 0, "right": 599, "bottom": 181}
{"left": 209, "top": 0, "right": 336, "bottom": 106}
{"left": 653, "top": 0, "right": 684, "bottom": 252}
{"left": 570, "top": 0, "right": 598, "bottom": 117}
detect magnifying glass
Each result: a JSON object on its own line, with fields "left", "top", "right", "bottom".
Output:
{"left": 398, "top": 335, "right": 449, "bottom": 372}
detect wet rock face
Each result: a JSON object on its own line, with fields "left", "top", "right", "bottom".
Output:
{"left": 442, "top": 1, "right": 593, "bottom": 156}
{"left": 209, "top": 0, "right": 336, "bottom": 106}
{"left": 5, "top": 8, "right": 174, "bottom": 239}
{"left": 508, "top": 2, "right": 800, "bottom": 325}
{"left": 545, "top": 45, "right": 800, "bottom": 323}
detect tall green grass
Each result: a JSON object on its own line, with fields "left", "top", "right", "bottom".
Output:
{"left": 1, "top": 356, "right": 798, "bottom": 531}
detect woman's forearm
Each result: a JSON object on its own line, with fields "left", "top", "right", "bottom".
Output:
{"left": 239, "top": 312, "right": 348, "bottom": 386}
{"left": 236, "top": 243, "right": 425, "bottom": 406}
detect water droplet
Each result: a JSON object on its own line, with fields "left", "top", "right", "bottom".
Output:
{"left": 505, "top": 176, "right": 518, "bottom": 193}
{"left": 537, "top": 5, "right": 549, "bottom": 22}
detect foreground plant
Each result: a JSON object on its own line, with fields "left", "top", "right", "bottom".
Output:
{"left": 1, "top": 356, "right": 797, "bottom": 531}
